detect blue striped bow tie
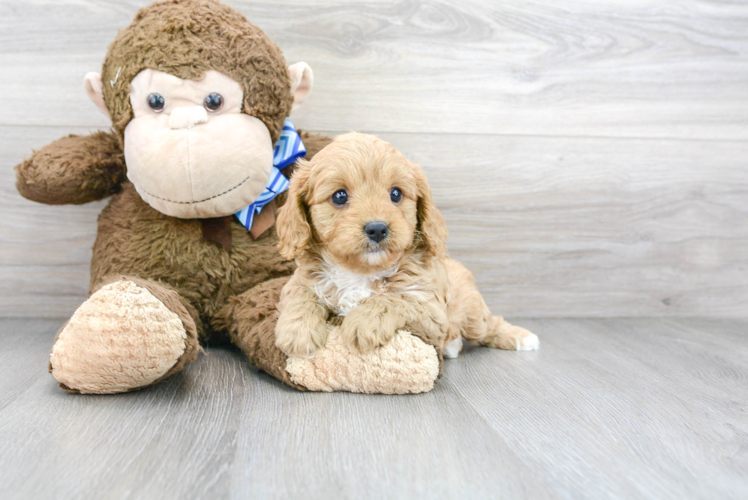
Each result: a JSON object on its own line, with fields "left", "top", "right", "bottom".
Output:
{"left": 235, "top": 118, "right": 306, "bottom": 232}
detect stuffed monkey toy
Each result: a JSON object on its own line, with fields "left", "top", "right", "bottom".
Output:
{"left": 15, "top": 0, "right": 440, "bottom": 394}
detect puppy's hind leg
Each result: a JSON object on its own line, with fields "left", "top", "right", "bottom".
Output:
{"left": 442, "top": 336, "right": 464, "bottom": 359}
{"left": 446, "top": 259, "right": 539, "bottom": 351}
{"left": 480, "top": 315, "right": 539, "bottom": 351}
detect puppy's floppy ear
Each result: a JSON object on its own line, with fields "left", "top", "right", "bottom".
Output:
{"left": 415, "top": 166, "right": 448, "bottom": 258}
{"left": 277, "top": 159, "right": 313, "bottom": 260}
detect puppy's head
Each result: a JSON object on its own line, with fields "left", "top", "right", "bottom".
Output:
{"left": 277, "top": 133, "right": 448, "bottom": 273}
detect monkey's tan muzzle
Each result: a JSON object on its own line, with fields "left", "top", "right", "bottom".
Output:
{"left": 169, "top": 106, "right": 208, "bottom": 130}
{"left": 125, "top": 113, "right": 274, "bottom": 219}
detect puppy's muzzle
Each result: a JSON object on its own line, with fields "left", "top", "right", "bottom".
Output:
{"left": 364, "top": 221, "right": 389, "bottom": 243}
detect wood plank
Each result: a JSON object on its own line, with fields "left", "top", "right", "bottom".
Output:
{"left": 0, "top": 324, "right": 250, "bottom": 499}
{"left": 444, "top": 317, "right": 748, "bottom": 500}
{"left": 0, "top": 319, "right": 58, "bottom": 412}
{"left": 380, "top": 132, "right": 748, "bottom": 318}
{"left": 0, "top": 1, "right": 747, "bottom": 139}
{"left": 0, "top": 318, "right": 555, "bottom": 500}
{"left": 4, "top": 125, "right": 747, "bottom": 318}
{"left": 0, "top": 318, "right": 746, "bottom": 499}
{"left": 228, "top": 376, "right": 557, "bottom": 499}
{"left": 1, "top": 125, "right": 104, "bottom": 318}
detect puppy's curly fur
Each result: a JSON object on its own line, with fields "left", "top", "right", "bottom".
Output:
{"left": 275, "top": 133, "right": 539, "bottom": 357}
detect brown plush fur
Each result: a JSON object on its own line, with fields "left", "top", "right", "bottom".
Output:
{"left": 90, "top": 182, "right": 293, "bottom": 340}
{"left": 16, "top": 131, "right": 125, "bottom": 205}
{"left": 87, "top": 128, "right": 333, "bottom": 342}
{"left": 14, "top": 0, "right": 336, "bottom": 393}
{"left": 31, "top": 134, "right": 333, "bottom": 393}
{"left": 276, "top": 133, "right": 538, "bottom": 356}
{"left": 102, "top": 0, "right": 293, "bottom": 144}
{"left": 214, "top": 276, "right": 307, "bottom": 390}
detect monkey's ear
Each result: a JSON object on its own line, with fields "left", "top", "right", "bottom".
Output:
{"left": 83, "top": 72, "right": 111, "bottom": 119}
{"left": 288, "top": 62, "right": 313, "bottom": 111}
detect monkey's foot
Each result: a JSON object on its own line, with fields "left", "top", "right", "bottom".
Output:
{"left": 285, "top": 326, "right": 440, "bottom": 394}
{"left": 49, "top": 280, "right": 197, "bottom": 394}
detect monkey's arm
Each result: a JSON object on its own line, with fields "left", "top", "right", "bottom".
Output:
{"left": 15, "top": 131, "right": 126, "bottom": 205}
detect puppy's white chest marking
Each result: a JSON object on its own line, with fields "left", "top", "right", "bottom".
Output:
{"left": 316, "top": 272, "right": 373, "bottom": 316}
{"left": 313, "top": 259, "right": 396, "bottom": 316}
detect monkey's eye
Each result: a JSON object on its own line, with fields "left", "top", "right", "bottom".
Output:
{"left": 148, "top": 93, "right": 165, "bottom": 112}
{"left": 390, "top": 187, "right": 403, "bottom": 204}
{"left": 331, "top": 190, "right": 348, "bottom": 207}
{"left": 204, "top": 93, "right": 223, "bottom": 112}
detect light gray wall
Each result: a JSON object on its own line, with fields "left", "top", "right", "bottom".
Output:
{"left": 1, "top": 0, "right": 746, "bottom": 318}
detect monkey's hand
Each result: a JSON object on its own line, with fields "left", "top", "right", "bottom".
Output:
{"left": 16, "top": 131, "right": 126, "bottom": 205}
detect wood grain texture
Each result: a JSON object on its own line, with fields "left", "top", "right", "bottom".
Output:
{"left": 3, "top": 125, "right": 747, "bottom": 318}
{"left": 1, "top": 1, "right": 748, "bottom": 139}
{"left": 1, "top": 0, "right": 747, "bottom": 318}
{"left": 0, "top": 318, "right": 745, "bottom": 499}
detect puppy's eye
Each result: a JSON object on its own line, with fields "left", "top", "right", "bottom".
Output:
{"left": 148, "top": 93, "right": 165, "bottom": 112}
{"left": 331, "top": 189, "right": 348, "bottom": 206}
{"left": 390, "top": 187, "right": 403, "bottom": 204}
{"left": 204, "top": 93, "right": 223, "bottom": 112}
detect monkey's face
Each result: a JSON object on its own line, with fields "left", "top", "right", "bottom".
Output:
{"left": 123, "top": 69, "right": 274, "bottom": 219}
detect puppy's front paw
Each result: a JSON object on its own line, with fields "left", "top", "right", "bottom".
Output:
{"left": 340, "top": 306, "right": 396, "bottom": 353}
{"left": 275, "top": 315, "right": 329, "bottom": 358}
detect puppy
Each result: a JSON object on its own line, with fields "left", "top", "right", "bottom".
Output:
{"left": 274, "top": 132, "right": 539, "bottom": 358}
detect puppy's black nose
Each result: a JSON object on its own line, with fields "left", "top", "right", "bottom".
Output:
{"left": 364, "top": 221, "right": 389, "bottom": 243}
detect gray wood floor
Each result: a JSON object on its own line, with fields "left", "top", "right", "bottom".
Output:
{"left": 0, "top": 318, "right": 745, "bottom": 500}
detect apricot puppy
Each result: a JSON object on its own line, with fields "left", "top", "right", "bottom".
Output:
{"left": 275, "top": 133, "right": 539, "bottom": 357}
